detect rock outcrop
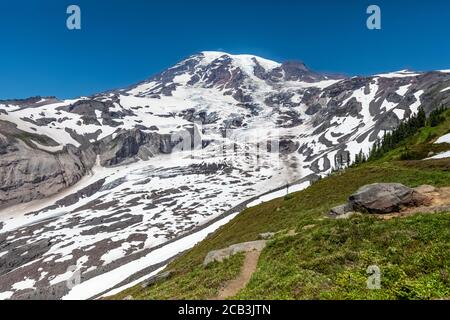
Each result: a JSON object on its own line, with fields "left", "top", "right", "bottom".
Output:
{"left": 0, "top": 119, "right": 200, "bottom": 207}
{"left": 349, "top": 183, "right": 430, "bottom": 214}
{"left": 203, "top": 240, "right": 267, "bottom": 266}
{"left": 329, "top": 183, "right": 431, "bottom": 216}
{"left": 0, "top": 138, "right": 96, "bottom": 209}
{"left": 96, "top": 125, "right": 202, "bottom": 167}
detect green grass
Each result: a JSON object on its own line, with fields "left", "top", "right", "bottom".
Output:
{"left": 111, "top": 112, "right": 450, "bottom": 300}
{"left": 237, "top": 213, "right": 450, "bottom": 300}
{"left": 111, "top": 253, "right": 245, "bottom": 300}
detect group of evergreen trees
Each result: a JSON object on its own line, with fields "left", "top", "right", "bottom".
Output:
{"left": 353, "top": 105, "right": 447, "bottom": 165}
{"left": 326, "top": 104, "right": 447, "bottom": 174}
{"left": 428, "top": 105, "right": 448, "bottom": 127}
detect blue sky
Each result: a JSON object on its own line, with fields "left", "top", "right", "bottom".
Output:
{"left": 1, "top": 0, "right": 449, "bottom": 99}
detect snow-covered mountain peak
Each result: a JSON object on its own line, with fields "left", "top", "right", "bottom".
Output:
{"left": 198, "top": 51, "right": 281, "bottom": 70}
{"left": 129, "top": 51, "right": 340, "bottom": 98}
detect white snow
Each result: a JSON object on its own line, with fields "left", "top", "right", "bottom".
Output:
{"left": 54, "top": 254, "right": 73, "bottom": 263}
{"left": 396, "top": 84, "right": 412, "bottom": 96}
{"left": 0, "top": 291, "right": 14, "bottom": 300}
{"left": 100, "top": 266, "right": 166, "bottom": 298}
{"left": 200, "top": 51, "right": 281, "bottom": 71}
{"left": 247, "top": 181, "right": 310, "bottom": 208}
{"left": 409, "top": 90, "right": 425, "bottom": 114}
{"left": 173, "top": 73, "right": 192, "bottom": 85}
{"left": 12, "top": 278, "right": 36, "bottom": 291}
{"left": 375, "top": 70, "right": 421, "bottom": 78}
{"left": 100, "top": 242, "right": 142, "bottom": 265}
{"left": 428, "top": 151, "right": 450, "bottom": 160}
{"left": 62, "top": 211, "right": 240, "bottom": 300}
{"left": 425, "top": 133, "right": 450, "bottom": 159}
{"left": 381, "top": 99, "right": 398, "bottom": 113}
{"left": 435, "top": 133, "right": 450, "bottom": 144}
{"left": 441, "top": 87, "right": 450, "bottom": 93}
{"left": 393, "top": 108, "right": 405, "bottom": 120}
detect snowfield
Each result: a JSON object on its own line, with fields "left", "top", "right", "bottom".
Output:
{"left": 435, "top": 133, "right": 450, "bottom": 144}
{"left": 1, "top": 51, "right": 449, "bottom": 299}
{"left": 63, "top": 211, "right": 240, "bottom": 300}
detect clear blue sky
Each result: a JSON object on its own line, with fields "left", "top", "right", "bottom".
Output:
{"left": 1, "top": 0, "right": 449, "bottom": 99}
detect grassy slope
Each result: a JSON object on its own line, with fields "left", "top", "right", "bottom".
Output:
{"left": 113, "top": 113, "right": 450, "bottom": 300}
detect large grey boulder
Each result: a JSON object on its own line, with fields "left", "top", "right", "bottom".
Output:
{"left": 348, "top": 183, "right": 429, "bottom": 214}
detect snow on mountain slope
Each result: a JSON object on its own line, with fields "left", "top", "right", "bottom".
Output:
{"left": 1, "top": 51, "right": 450, "bottom": 299}
{"left": 435, "top": 133, "right": 450, "bottom": 144}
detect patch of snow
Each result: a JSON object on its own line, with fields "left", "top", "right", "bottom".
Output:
{"left": 101, "top": 242, "right": 141, "bottom": 265}
{"left": 375, "top": 70, "right": 421, "bottom": 78}
{"left": 62, "top": 211, "right": 240, "bottom": 300}
{"left": 173, "top": 73, "right": 192, "bottom": 85}
{"left": 247, "top": 181, "right": 310, "bottom": 208}
{"left": 396, "top": 84, "right": 412, "bottom": 96}
{"left": 100, "top": 266, "right": 166, "bottom": 298}
{"left": 409, "top": 90, "right": 425, "bottom": 114}
{"left": 12, "top": 278, "right": 36, "bottom": 291}
{"left": 55, "top": 254, "right": 73, "bottom": 263}
{"left": 427, "top": 151, "right": 450, "bottom": 160}
{"left": 393, "top": 109, "right": 405, "bottom": 120}
{"left": 435, "top": 133, "right": 450, "bottom": 144}
{"left": 0, "top": 291, "right": 14, "bottom": 300}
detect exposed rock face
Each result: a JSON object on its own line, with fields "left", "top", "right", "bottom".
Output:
{"left": 203, "top": 240, "right": 267, "bottom": 266}
{"left": 97, "top": 126, "right": 201, "bottom": 166}
{"left": 0, "top": 139, "right": 96, "bottom": 209}
{"left": 0, "top": 115, "right": 199, "bottom": 207}
{"left": 98, "top": 129, "right": 168, "bottom": 166}
{"left": 349, "top": 183, "right": 430, "bottom": 214}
